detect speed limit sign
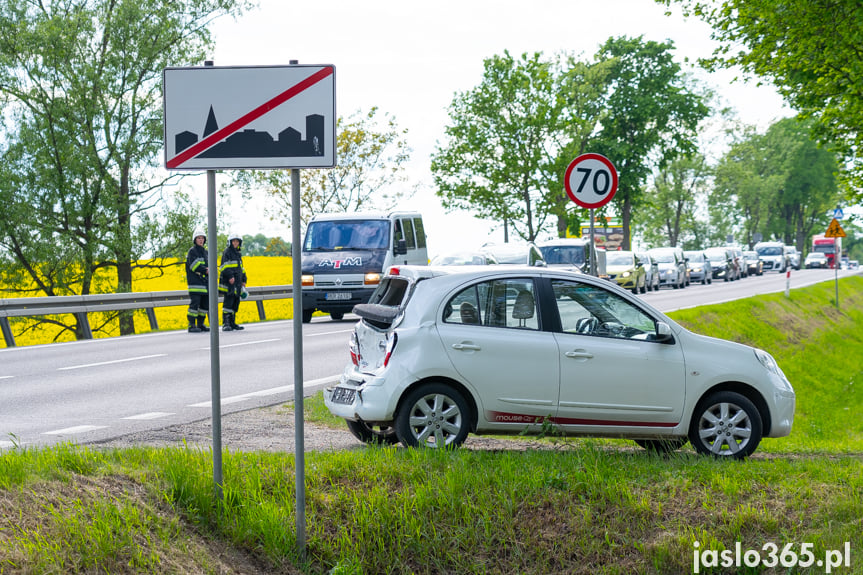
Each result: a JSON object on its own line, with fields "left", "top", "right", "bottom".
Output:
{"left": 564, "top": 153, "right": 618, "bottom": 209}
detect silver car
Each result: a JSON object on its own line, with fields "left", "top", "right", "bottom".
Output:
{"left": 324, "top": 265, "right": 795, "bottom": 458}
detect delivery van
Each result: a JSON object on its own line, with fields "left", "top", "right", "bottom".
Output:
{"left": 300, "top": 211, "right": 427, "bottom": 322}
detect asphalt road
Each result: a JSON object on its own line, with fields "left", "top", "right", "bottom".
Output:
{"left": 0, "top": 267, "right": 856, "bottom": 450}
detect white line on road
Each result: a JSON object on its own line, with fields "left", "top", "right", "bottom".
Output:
{"left": 199, "top": 338, "right": 281, "bottom": 350}
{"left": 0, "top": 376, "right": 13, "bottom": 380}
{"left": 0, "top": 440, "right": 15, "bottom": 449}
{"left": 57, "top": 354, "right": 166, "bottom": 371}
{"left": 122, "top": 412, "right": 175, "bottom": 420}
{"left": 187, "top": 375, "right": 340, "bottom": 408}
{"left": 307, "top": 329, "right": 354, "bottom": 337}
{"left": 43, "top": 425, "right": 107, "bottom": 435}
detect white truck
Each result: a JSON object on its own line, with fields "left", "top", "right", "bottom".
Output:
{"left": 300, "top": 211, "right": 428, "bottom": 322}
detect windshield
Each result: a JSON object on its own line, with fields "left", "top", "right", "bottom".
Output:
{"left": 684, "top": 252, "right": 704, "bottom": 262}
{"left": 540, "top": 246, "right": 585, "bottom": 266}
{"left": 606, "top": 252, "right": 634, "bottom": 266}
{"left": 704, "top": 249, "right": 726, "bottom": 262}
{"left": 303, "top": 220, "right": 390, "bottom": 251}
{"left": 651, "top": 252, "right": 675, "bottom": 263}
{"left": 756, "top": 246, "right": 783, "bottom": 256}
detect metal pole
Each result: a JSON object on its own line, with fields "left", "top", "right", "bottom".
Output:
{"left": 589, "top": 208, "right": 596, "bottom": 276}
{"left": 289, "top": 60, "right": 307, "bottom": 558}
{"left": 204, "top": 60, "right": 223, "bottom": 502}
{"left": 835, "top": 257, "right": 840, "bottom": 310}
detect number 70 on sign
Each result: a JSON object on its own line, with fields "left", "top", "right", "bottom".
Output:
{"left": 564, "top": 153, "right": 619, "bottom": 209}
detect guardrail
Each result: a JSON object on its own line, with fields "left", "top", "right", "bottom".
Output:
{"left": 0, "top": 286, "right": 293, "bottom": 348}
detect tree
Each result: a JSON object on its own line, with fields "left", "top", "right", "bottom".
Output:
{"left": 232, "top": 107, "right": 414, "bottom": 229}
{"left": 0, "top": 0, "right": 249, "bottom": 339}
{"left": 638, "top": 154, "right": 711, "bottom": 248}
{"left": 590, "top": 36, "right": 710, "bottom": 250}
{"left": 657, "top": 0, "right": 863, "bottom": 195}
{"left": 432, "top": 51, "right": 609, "bottom": 242}
{"left": 711, "top": 117, "right": 840, "bottom": 250}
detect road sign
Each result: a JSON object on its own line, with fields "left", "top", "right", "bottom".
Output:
{"left": 564, "top": 153, "right": 618, "bottom": 209}
{"left": 833, "top": 208, "right": 844, "bottom": 220}
{"left": 163, "top": 64, "right": 336, "bottom": 170}
{"left": 825, "top": 218, "right": 846, "bottom": 238}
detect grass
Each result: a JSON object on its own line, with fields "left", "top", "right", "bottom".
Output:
{"left": 1, "top": 276, "right": 862, "bottom": 574}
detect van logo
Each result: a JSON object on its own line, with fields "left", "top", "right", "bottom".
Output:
{"left": 318, "top": 257, "right": 362, "bottom": 268}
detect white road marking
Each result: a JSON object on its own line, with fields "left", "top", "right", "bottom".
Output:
{"left": 122, "top": 412, "right": 174, "bottom": 420}
{"left": 200, "top": 338, "right": 281, "bottom": 350}
{"left": 57, "top": 354, "right": 166, "bottom": 371}
{"left": 188, "top": 375, "right": 340, "bottom": 407}
{"left": 0, "top": 440, "right": 15, "bottom": 449}
{"left": 307, "top": 329, "right": 354, "bottom": 337}
{"left": 0, "top": 376, "right": 13, "bottom": 380}
{"left": 43, "top": 425, "right": 107, "bottom": 435}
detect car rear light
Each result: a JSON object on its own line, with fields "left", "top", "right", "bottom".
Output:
{"left": 301, "top": 274, "right": 314, "bottom": 286}
{"left": 349, "top": 331, "right": 360, "bottom": 366}
{"left": 383, "top": 332, "right": 398, "bottom": 367}
{"left": 364, "top": 272, "right": 381, "bottom": 285}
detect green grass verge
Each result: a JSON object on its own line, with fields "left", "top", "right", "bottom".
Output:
{"left": 2, "top": 276, "right": 862, "bottom": 574}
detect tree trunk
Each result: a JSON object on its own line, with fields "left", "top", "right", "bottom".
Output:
{"left": 117, "top": 166, "right": 135, "bottom": 335}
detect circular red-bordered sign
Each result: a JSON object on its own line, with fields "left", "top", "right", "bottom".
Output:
{"left": 564, "top": 153, "right": 618, "bottom": 209}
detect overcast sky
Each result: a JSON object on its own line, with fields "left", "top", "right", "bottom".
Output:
{"left": 186, "top": 0, "right": 794, "bottom": 254}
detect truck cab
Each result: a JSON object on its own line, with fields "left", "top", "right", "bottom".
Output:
{"left": 300, "top": 212, "right": 427, "bottom": 322}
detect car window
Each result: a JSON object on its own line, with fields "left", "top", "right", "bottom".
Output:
{"left": 413, "top": 217, "right": 426, "bottom": 249}
{"left": 551, "top": 279, "right": 657, "bottom": 340}
{"left": 444, "top": 278, "right": 539, "bottom": 330}
{"left": 401, "top": 218, "right": 416, "bottom": 250}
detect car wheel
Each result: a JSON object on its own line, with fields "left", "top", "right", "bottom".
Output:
{"left": 345, "top": 419, "right": 399, "bottom": 445}
{"left": 688, "top": 391, "right": 762, "bottom": 459}
{"left": 330, "top": 312, "right": 344, "bottom": 321}
{"left": 395, "top": 383, "right": 471, "bottom": 448}
{"left": 302, "top": 308, "right": 313, "bottom": 323}
{"left": 634, "top": 438, "right": 688, "bottom": 454}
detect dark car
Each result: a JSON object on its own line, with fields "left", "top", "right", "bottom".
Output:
{"left": 743, "top": 251, "right": 763, "bottom": 276}
{"left": 704, "top": 247, "right": 736, "bottom": 282}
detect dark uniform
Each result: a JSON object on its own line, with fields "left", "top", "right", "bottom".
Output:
{"left": 185, "top": 230, "right": 210, "bottom": 332}
{"left": 219, "top": 233, "right": 247, "bottom": 331}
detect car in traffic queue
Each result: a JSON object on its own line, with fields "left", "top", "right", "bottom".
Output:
{"left": 754, "top": 241, "right": 788, "bottom": 273}
{"left": 683, "top": 250, "right": 713, "bottom": 285}
{"left": 636, "top": 251, "right": 660, "bottom": 292}
{"left": 605, "top": 250, "right": 647, "bottom": 294}
{"left": 482, "top": 242, "right": 546, "bottom": 267}
{"left": 784, "top": 245, "right": 801, "bottom": 270}
{"left": 648, "top": 247, "right": 687, "bottom": 289}
{"left": 728, "top": 247, "right": 748, "bottom": 278}
{"left": 430, "top": 250, "right": 499, "bottom": 266}
{"left": 804, "top": 252, "right": 829, "bottom": 269}
{"left": 743, "top": 251, "right": 764, "bottom": 276}
{"left": 703, "top": 247, "right": 736, "bottom": 282}
{"left": 323, "top": 265, "right": 796, "bottom": 459}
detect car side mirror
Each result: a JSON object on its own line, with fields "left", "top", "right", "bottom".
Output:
{"left": 394, "top": 238, "right": 407, "bottom": 256}
{"left": 654, "top": 321, "right": 674, "bottom": 344}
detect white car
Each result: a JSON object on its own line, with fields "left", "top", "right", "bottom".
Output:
{"left": 324, "top": 266, "right": 796, "bottom": 458}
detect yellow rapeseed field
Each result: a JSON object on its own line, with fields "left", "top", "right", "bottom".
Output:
{"left": 1, "top": 257, "right": 296, "bottom": 348}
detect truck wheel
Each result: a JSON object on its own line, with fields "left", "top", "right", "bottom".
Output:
{"left": 330, "top": 312, "right": 344, "bottom": 321}
{"left": 302, "top": 309, "right": 313, "bottom": 323}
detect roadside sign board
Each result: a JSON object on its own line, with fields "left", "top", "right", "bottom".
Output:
{"left": 564, "top": 153, "right": 618, "bottom": 209}
{"left": 163, "top": 64, "right": 336, "bottom": 170}
{"left": 825, "top": 218, "right": 846, "bottom": 238}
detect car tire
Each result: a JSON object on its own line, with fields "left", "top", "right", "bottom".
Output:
{"left": 330, "top": 312, "right": 344, "bottom": 321}
{"left": 634, "top": 438, "right": 688, "bottom": 454}
{"left": 395, "top": 383, "right": 471, "bottom": 448}
{"left": 345, "top": 419, "right": 399, "bottom": 445}
{"left": 302, "top": 308, "right": 314, "bottom": 323}
{"left": 688, "top": 391, "right": 762, "bottom": 459}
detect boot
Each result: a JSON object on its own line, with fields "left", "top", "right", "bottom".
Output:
{"left": 196, "top": 316, "right": 209, "bottom": 332}
{"left": 222, "top": 312, "right": 233, "bottom": 332}
{"left": 188, "top": 316, "right": 201, "bottom": 333}
{"left": 231, "top": 316, "right": 244, "bottom": 331}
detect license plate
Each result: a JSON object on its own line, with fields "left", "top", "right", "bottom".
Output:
{"left": 331, "top": 387, "right": 356, "bottom": 405}
{"left": 325, "top": 292, "right": 351, "bottom": 301}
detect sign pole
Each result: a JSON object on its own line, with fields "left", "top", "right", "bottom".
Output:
{"left": 289, "top": 60, "right": 307, "bottom": 558}
{"left": 589, "top": 209, "right": 596, "bottom": 276}
{"left": 204, "top": 61, "right": 223, "bottom": 502}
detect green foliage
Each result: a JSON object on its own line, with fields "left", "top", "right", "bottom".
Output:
{"left": 711, "top": 117, "right": 840, "bottom": 250}
{"left": 0, "top": 0, "right": 251, "bottom": 337}
{"left": 657, "top": 0, "right": 863, "bottom": 197}
{"left": 232, "top": 107, "right": 414, "bottom": 228}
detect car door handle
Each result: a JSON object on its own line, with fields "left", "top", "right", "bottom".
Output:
{"left": 452, "top": 343, "right": 481, "bottom": 351}
{"left": 565, "top": 350, "right": 594, "bottom": 360}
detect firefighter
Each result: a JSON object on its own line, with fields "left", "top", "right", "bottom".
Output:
{"left": 185, "top": 229, "right": 210, "bottom": 333}
{"left": 219, "top": 232, "right": 247, "bottom": 331}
